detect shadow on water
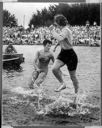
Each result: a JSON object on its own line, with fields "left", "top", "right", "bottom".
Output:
{"left": 3, "top": 65, "right": 23, "bottom": 72}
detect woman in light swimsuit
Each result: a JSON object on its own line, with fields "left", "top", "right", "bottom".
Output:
{"left": 29, "top": 39, "right": 54, "bottom": 89}
{"left": 49, "top": 14, "right": 79, "bottom": 93}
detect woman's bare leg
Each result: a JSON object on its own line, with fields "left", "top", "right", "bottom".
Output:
{"left": 52, "top": 59, "right": 66, "bottom": 91}
{"left": 52, "top": 59, "right": 64, "bottom": 83}
{"left": 35, "top": 71, "right": 47, "bottom": 87}
{"left": 69, "top": 70, "right": 79, "bottom": 93}
{"left": 29, "top": 70, "right": 39, "bottom": 89}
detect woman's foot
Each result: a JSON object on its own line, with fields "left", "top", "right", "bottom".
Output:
{"left": 29, "top": 83, "right": 38, "bottom": 89}
{"left": 54, "top": 83, "right": 66, "bottom": 92}
{"left": 29, "top": 80, "right": 34, "bottom": 89}
{"left": 29, "top": 85, "right": 34, "bottom": 89}
{"left": 75, "top": 85, "right": 79, "bottom": 94}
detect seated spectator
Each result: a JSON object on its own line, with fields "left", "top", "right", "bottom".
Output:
{"left": 4, "top": 43, "right": 17, "bottom": 54}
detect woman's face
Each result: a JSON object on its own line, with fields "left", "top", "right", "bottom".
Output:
{"left": 44, "top": 43, "right": 52, "bottom": 51}
{"left": 8, "top": 47, "right": 12, "bottom": 52}
{"left": 54, "top": 22, "right": 59, "bottom": 28}
{"left": 54, "top": 22, "right": 63, "bottom": 30}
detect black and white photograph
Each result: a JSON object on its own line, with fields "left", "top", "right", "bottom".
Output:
{"left": 1, "top": 1, "right": 101, "bottom": 128}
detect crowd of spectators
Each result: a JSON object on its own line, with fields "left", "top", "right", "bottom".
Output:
{"left": 3, "top": 25, "right": 101, "bottom": 46}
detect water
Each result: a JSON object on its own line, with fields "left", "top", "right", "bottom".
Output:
{"left": 2, "top": 45, "right": 101, "bottom": 126}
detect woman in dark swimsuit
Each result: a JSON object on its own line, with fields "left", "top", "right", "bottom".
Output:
{"left": 49, "top": 14, "right": 79, "bottom": 93}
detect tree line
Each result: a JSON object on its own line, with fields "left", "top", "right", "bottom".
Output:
{"left": 29, "top": 3, "right": 100, "bottom": 28}
{"left": 3, "top": 3, "right": 100, "bottom": 28}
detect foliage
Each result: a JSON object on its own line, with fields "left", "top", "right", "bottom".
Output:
{"left": 3, "top": 10, "right": 18, "bottom": 27}
{"left": 29, "top": 3, "right": 100, "bottom": 28}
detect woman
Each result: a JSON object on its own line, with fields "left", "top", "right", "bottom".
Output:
{"left": 29, "top": 39, "right": 54, "bottom": 89}
{"left": 49, "top": 14, "right": 79, "bottom": 93}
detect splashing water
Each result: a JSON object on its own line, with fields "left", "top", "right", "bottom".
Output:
{"left": 10, "top": 86, "right": 99, "bottom": 116}
{"left": 2, "top": 86, "right": 100, "bottom": 126}
{"left": 38, "top": 89, "right": 100, "bottom": 119}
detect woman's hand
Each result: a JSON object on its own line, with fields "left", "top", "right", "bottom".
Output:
{"left": 33, "top": 65, "right": 41, "bottom": 73}
{"left": 49, "top": 25, "right": 54, "bottom": 31}
{"left": 53, "top": 47, "right": 56, "bottom": 52}
{"left": 36, "top": 68, "right": 41, "bottom": 73}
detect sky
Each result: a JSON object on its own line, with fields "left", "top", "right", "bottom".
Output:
{"left": 3, "top": 1, "right": 100, "bottom": 28}
{"left": 3, "top": 3, "right": 58, "bottom": 28}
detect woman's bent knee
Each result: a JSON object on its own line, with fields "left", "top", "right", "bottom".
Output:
{"left": 52, "top": 67, "right": 59, "bottom": 73}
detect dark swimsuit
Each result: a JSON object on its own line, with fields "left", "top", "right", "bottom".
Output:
{"left": 57, "top": 48, "right": 78, "bottom": 71}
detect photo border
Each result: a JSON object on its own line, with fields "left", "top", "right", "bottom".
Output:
{"left": 100, "top": 2, "right": 102, "bottom": 125}
{"left": 0, "top": 0, "right": 102, "bottom": 128}
{"left": 0, "top": 1, "right": 3, "bottom": 128}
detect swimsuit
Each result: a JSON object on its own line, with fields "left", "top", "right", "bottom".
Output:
{"left": 57, "top": 48, "right": 78, "bottom": 71}
{"left": 57, "top": 27, "right": 78, "bottom": 71}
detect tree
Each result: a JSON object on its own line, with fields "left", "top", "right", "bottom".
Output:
{"left": 3, "top": 10, "right": 18, "bottom": 27}
{"left": 28, "top": 3, "right": 100, "bottom": 27}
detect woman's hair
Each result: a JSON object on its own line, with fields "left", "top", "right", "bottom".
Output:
{"left": 54, "top": 14, "right": 68, "bottom": 27}
{"left": 43, "top": 39, "right": 52, "bottom": 46}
